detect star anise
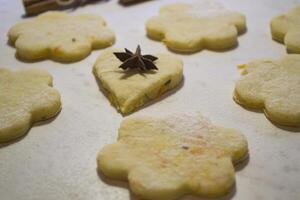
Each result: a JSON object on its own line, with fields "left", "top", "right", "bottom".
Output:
{"left": 113, "top": 45, "right": 158, "bottom": 71}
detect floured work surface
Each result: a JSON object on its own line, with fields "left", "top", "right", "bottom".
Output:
{"left": 0, "top": 0, "right": 299, "bottom": 200}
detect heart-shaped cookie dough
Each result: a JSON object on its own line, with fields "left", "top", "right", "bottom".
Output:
{"left": 0, "top": 68, "right": 61, "bottom": 143}
{"left": 271, "top": 5, "right": 300, "bottom": 53}
{"left": 234, "top": 55, "right": 300, "bottom": 127}
{"left": 146, "top": 2, "right": 246, "bottom": 52}
{"left": 8, "top": 11, "right": 115, "bottom": 62}
{"left": 98, "top": 114, "right": 248, "bottom": 199}
{"left": 93, "top": 49, "right": 183, "bottom": 114}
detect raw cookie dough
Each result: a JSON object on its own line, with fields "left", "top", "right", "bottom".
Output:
{"left": 271, "top": 5, "right": 300, "bottom": 53}
{"left": 93, "top": 49, "right": 183, "bottom": 114}
{"left": 97, "top": 114, "right": 248, "bottom": 200}
{"left": 234, "top": 55, "right": 300, "bottom": 127}
{"left": 8, "top": 11, "right": 115, "bottom": 62}
{"left": 0, "top": 68, "right": 61, "bottom": 143}
{"left": 146, "top": 2, "right": 246, "bottom": 52}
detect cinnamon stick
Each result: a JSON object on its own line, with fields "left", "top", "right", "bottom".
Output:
{"left": 23, "top": 0, "right": 59, "bottom": 16}
{"left": 22, "top": 0, "right": 100, "bottom": 16}
{"left": 119, "top": 0, "right": 151, "bottom": 5}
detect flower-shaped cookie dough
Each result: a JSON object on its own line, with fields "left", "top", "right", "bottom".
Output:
{"left": 8, "top": 11, "right": 115, "bottom": 62}
{"left": 0, "top": 68, "right": 61, "bottom": 143}
{"left": 93, "top": 49, "right": 183, "bottom": 114}
{"left": 271, "top": 5, "right": 300, "bottom": 53}
{"left": 146, "top": 2, "right": 246, "bottom": 53}
{"left": 98, "top": 114, "right": 248, "bottom": 199}
{"left": 234, "top": 55, "right": 300, "bottom": 127}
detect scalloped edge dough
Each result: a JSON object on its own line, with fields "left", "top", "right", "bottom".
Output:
{"left": 270, "top": 5, "right": 300, "bottom": 53}
{"left": 97, "top": 114, "right": 248, "bottom": 199}
{"left": 234, "top": 55, "right": 300, "bottom": 127}
{"left": 146, "top": 2, "right": 246, "bottom": 53}
{"left": 8, "top": 11, "right": 115, "bottom": 62}
{"left": 0, "top": 68, "right": 61, "bottom": 143}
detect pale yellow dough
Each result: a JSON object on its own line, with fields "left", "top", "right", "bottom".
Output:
{"left": 8, "top": 11, "right": 115, "bottom": 62}
{"left": 234, "top": 55, "right": 300, "bottom": 127}
{"left": 0, "top": 68, "right": 61, "bottom": 143}
{"left": 93, "top": 49, "right": 183, "bottom": 114}
{"left": 98, "top": 114, "right": 248, "bottom": 199}
{"left": 146, "top": 2, "right": 246, "bottom": 52}
{"left": 271, "top": 5, "right": 300, "bottom": 53}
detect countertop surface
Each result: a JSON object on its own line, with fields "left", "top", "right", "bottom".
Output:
{"left": 0, "top": 0, "right": 300, "bottom": 200}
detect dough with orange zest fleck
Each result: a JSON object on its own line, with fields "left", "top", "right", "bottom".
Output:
{"left": 0, "top": 68, "right": 61, "bottom": 143}
{"left": 8, "top": 11, "right": 115, "bottom": 62}
{"left": 146, "top": 2, "right": 246, "bottom": 52}
{"left": 97, "top": 114, "right": 248, "bottom": 199}
{"left": 234, "top": 55, "right": 300, "bottom": 126}
{"left": 93, "top": 49, "right": 183, "bottom": 114}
